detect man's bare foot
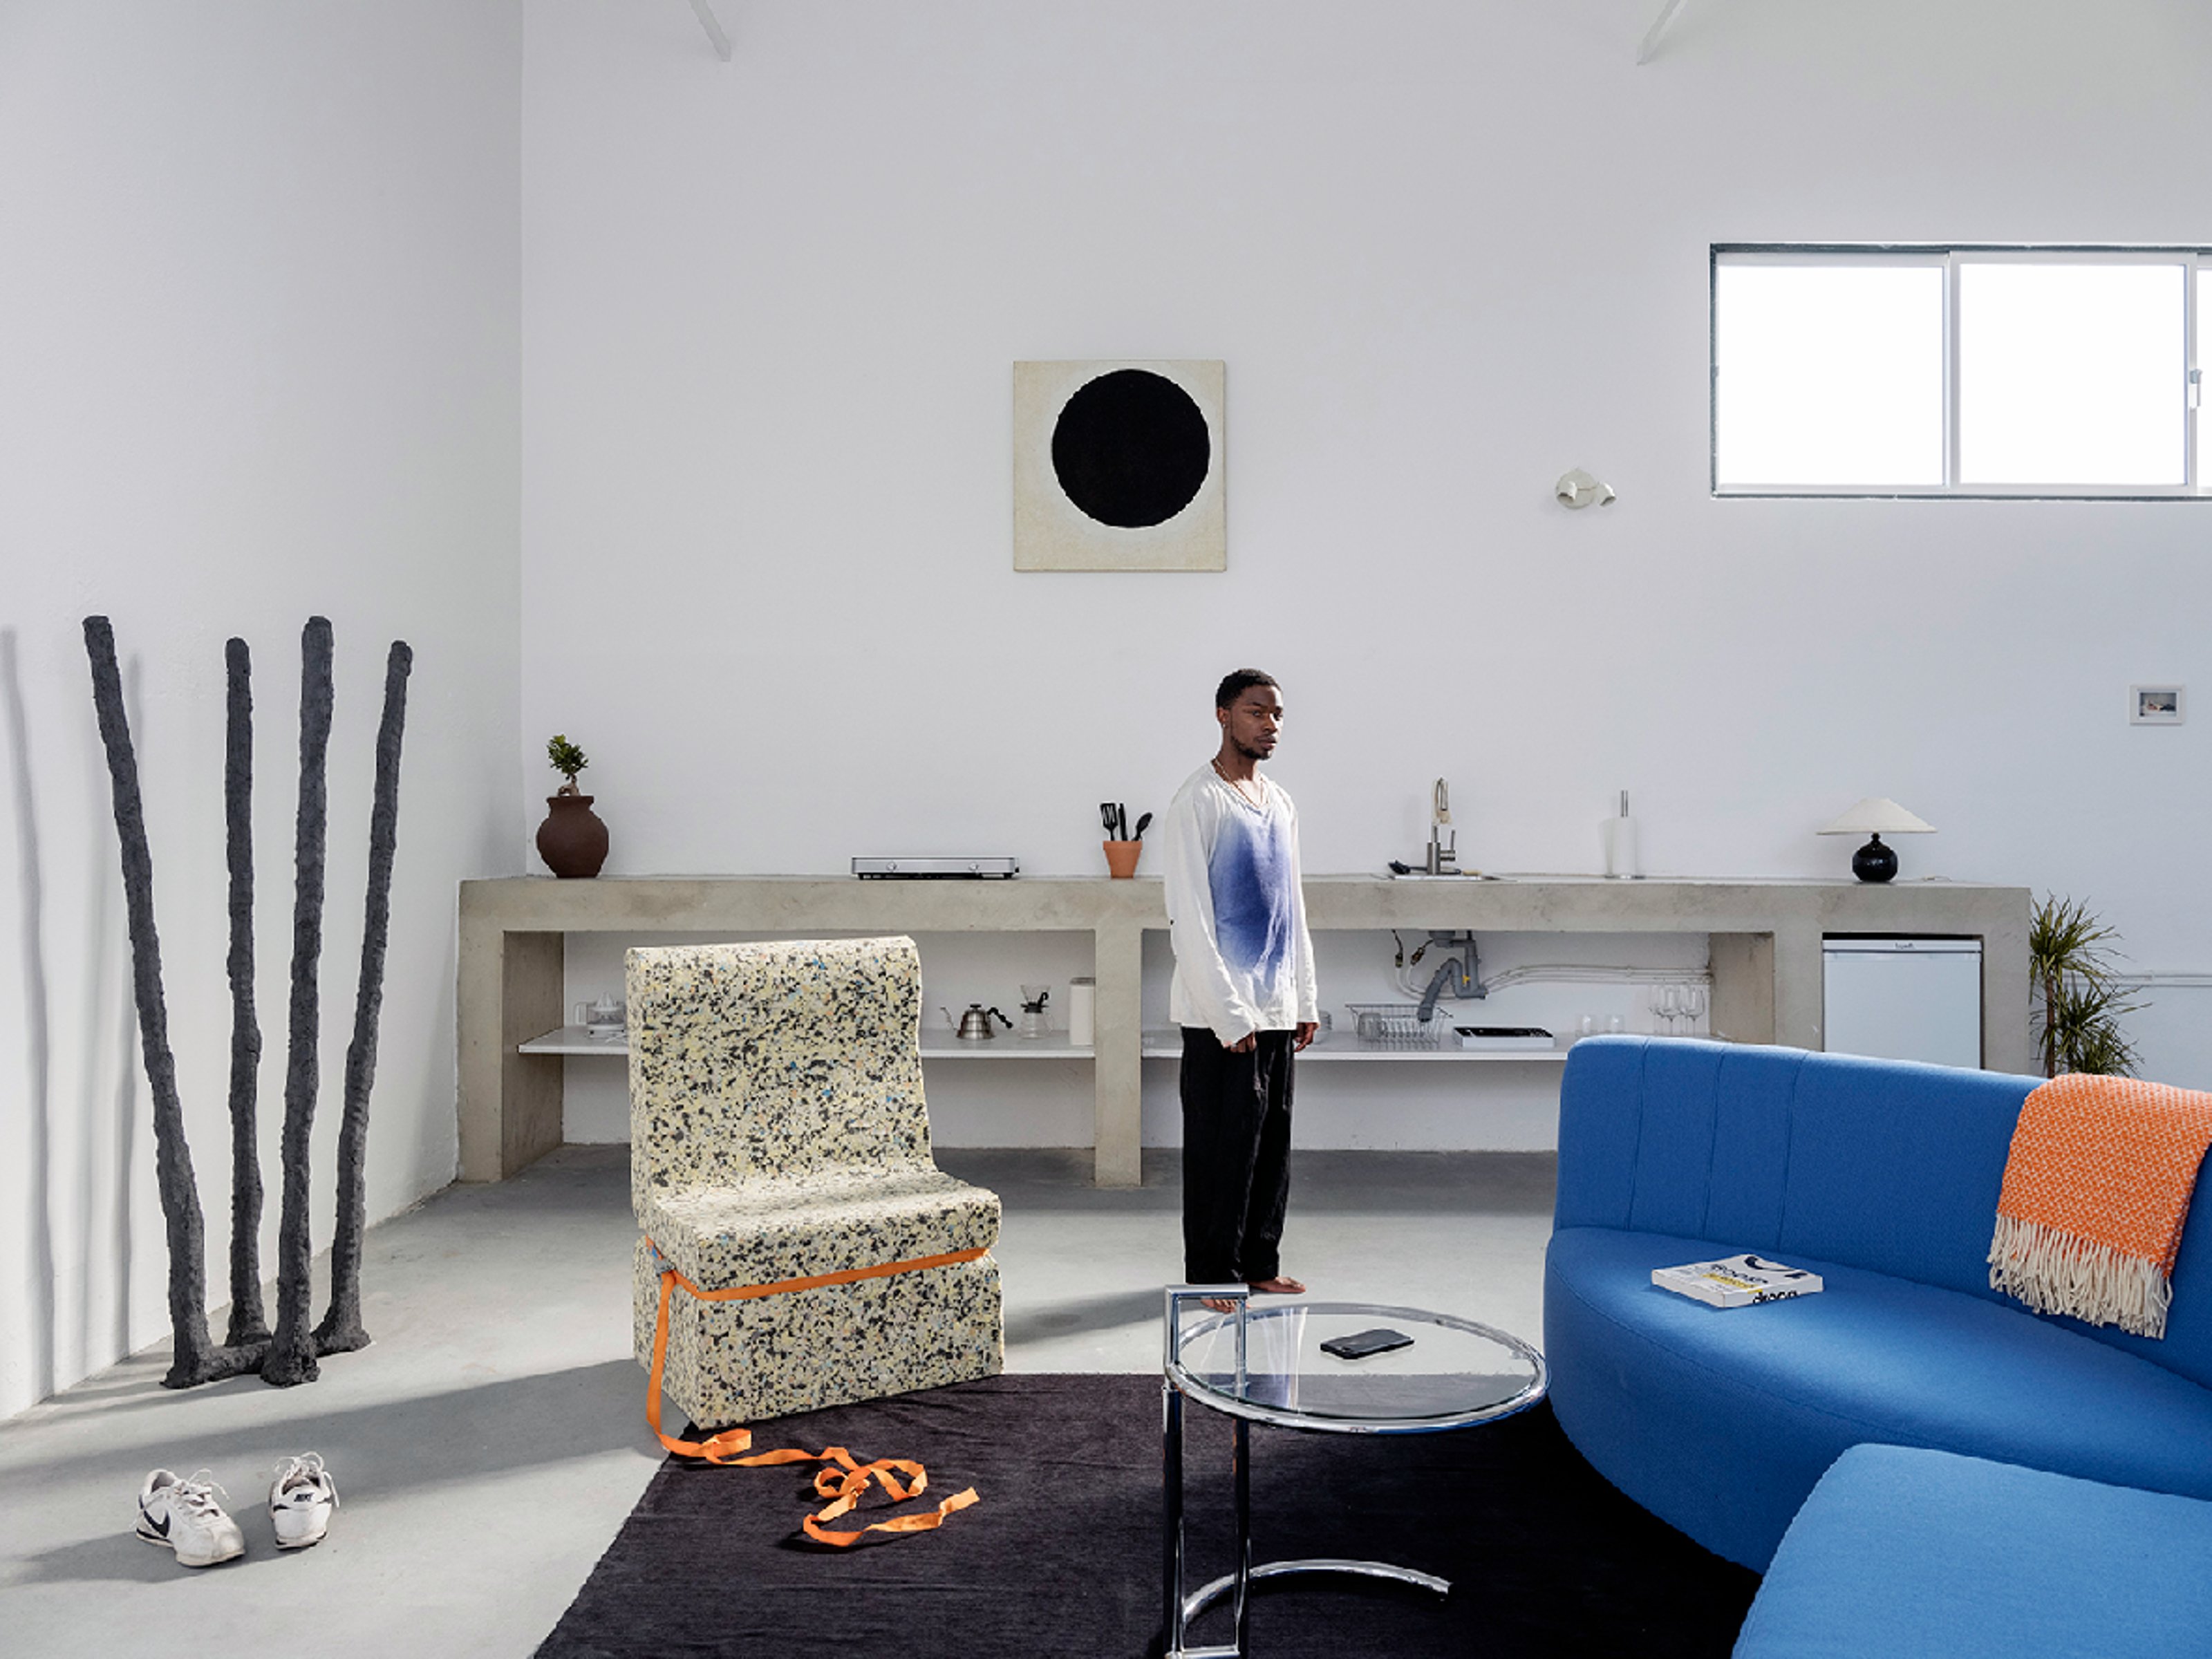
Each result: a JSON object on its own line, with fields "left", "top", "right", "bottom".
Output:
{"left": 1247, "top": 1275, "right": 1306, "bottom": 1295}
{"left": 1201, "top": 1296, "right": 1241, "bottom": 1313}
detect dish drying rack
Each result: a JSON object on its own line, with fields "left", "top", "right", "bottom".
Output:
{"left": 1342, "top": 1003, "right": 1447, "bottom": 1048}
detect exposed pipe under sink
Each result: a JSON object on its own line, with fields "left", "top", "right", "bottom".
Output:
{"left": 1416, "top": 933, "right": 1483, "bottom": 1024}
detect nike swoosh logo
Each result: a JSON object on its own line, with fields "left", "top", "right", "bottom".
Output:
{"left": 144, "top": 1510, "right": 169, "bottom": 1537}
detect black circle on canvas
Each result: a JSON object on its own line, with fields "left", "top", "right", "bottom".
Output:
{"left": 1050, "top": 369, "right": 1211, "bottom": 529}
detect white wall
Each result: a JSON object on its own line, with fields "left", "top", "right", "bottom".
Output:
{"left": 516, "top": 0, "right": 2212, "bottom": 1137}
{"left": 0, "top": 3, "right": 522, "bottom": 1418}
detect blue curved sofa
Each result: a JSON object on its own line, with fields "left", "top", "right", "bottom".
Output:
{"left": 1734, "top": 1444, "right": 2212, "bottom": 1658}
{"left": 1544, "top": 1035, "right": 2212, "bottom": 1571}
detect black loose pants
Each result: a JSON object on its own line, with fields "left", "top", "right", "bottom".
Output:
{"left": 1179, "top": 1027, "right": 1295, "bottom": 1284}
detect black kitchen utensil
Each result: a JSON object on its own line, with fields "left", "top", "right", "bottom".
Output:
{"left": 1100, "top": 803, "right": 1118, "bottom": 836}
{"left": 1132, "top": 812, "right": 1153, "bottom": 841}
{"left": 1116, "top": 803, "right": 1128, "bottom": 840}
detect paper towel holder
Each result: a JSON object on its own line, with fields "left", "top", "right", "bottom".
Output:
{"left": 1602, "top": 789, "right": 1640, "bottom": 879}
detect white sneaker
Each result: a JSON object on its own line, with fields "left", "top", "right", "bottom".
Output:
{"left": 136, "top": 1469, "right": 245, "bottom": 1567}
{"left": 268, "top": 1452, "right": 339, "bottom": 1550}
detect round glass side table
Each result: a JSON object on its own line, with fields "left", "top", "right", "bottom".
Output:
{"left": 1161, "top": 1287, "right": 1548, "bottom": 1659}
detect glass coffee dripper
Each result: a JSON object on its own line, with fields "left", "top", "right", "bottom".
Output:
{"left": 1018, "top": 984, "right": 1051, "bottom": 1039}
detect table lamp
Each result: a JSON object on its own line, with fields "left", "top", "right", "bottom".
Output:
{"left": 1818, "top": 798, "right": 1934, "bottom": 883}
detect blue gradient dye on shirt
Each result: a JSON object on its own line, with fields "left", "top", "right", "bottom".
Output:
{"left": 1210, "top": 808, "right": 1293, "bottom": 977}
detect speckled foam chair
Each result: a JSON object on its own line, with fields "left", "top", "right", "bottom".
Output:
{"left": 628, "top": 936, "right": 1003, "bottom": 1427}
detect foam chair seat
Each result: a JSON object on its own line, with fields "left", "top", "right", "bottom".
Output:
{"left": 1547, "top": 1225, "right": 2212, "bottom": 1566}
{"left": 628, "top": 936, "right": 1004, "bottom": 1426}
{"left": 1734, "top": 1445, "right": 2212, "bottom": 1658}
{"left": 643, "top": 1166, "right": 1000, "bottom": 1288}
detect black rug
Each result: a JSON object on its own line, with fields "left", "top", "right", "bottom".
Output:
{"left": 536, "top": 1375, "right": 1756, "bottom": 1658}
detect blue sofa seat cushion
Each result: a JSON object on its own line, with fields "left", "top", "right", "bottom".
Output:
{"left": 1733, "top": 1445, "right": 2212, "bottom": 1658}
{"left": 1546, "top": 1225, "right": 2212, "bottom": 1567}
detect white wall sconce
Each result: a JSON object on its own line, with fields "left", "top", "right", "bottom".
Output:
{"left": 1556, "top": 468, "right": 1615, "bottom": 509}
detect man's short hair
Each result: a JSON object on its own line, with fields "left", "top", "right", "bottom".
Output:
{"left": 1215, "top": 668, "right": 1280, "bottom": 709}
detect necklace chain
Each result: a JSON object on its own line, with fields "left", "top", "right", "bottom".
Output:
{"left": 1212, "top": 757, "right": 1266, "bottom": 808}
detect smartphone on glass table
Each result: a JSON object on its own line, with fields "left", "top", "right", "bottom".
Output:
{"left": 1319, "top": 1327, "right": 1414, "bottom": 1361}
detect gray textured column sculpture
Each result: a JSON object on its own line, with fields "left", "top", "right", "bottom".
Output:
{"left": 82, "top": 617, "right": 262, "bottom": 1387}
{"left": 315, "top": 640, "right": 412, "bottom": 1355}
{"left": 222, "top": 637, "right": 270, "bottom": 1348}
{"left": 263, "top": 616, "right": 334, "bottom": 1388}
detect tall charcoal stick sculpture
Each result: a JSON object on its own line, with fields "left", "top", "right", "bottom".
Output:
{"left": 263, "top": 616, "right": 334, "bottom": 1387}
{"left": 223, "top": 638, "right": 270, "bottom": 1347}
{"left": 82, "top": 618, "right": 262, "bottom": 1387}
{"left": 315, "top": 640, "right": 412, "bottom": 1353}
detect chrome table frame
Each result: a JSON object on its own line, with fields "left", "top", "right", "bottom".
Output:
{"left": 1160, "top": 1286, "right": 1548, "bottom": 1659}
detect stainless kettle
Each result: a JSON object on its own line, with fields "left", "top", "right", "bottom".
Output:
{"left": 944, "top": 1003, "right": 1012, "bottom": 1040}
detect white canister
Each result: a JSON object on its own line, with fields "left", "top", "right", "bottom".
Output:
{"left": 1067, "top": 975, "right": 1096, "bottom": 1047}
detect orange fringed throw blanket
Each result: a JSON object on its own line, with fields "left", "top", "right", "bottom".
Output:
{"left": 1988, "top": 1074, "right": 2212, "bottom": 1339}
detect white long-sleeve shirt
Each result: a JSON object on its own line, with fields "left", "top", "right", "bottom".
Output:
{"left": 1162, "top": 763, "right": 1320, "bottom": 1044}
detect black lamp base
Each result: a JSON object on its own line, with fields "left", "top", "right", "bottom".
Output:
{"left": 1852, "top": 834, "right": 1898, "bottom": 883}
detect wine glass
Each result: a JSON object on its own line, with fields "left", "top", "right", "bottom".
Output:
{"left": 1685, "top": 984, "right": 1708, "bottom": 1036}
{"left": 1653, "top": 984, "right": 1680, "bottom": 1037}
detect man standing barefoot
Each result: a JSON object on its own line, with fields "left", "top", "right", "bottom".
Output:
{"left": 1161, "top": 669, "right": 1320, "bottom": 1300}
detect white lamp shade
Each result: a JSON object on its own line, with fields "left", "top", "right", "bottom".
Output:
{"left": 1818, "top": 797, "right": 1936, "bottom": 836}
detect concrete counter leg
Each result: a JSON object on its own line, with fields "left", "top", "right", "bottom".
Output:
{"left": 1091, "top": 918, "right": 1145, "bottom": 1188}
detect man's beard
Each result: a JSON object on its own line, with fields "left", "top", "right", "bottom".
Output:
{"left": 1231, "top": 737, "right": 1268, "bottom": 762}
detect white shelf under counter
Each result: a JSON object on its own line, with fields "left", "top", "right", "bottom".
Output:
{"left": 518, "top": 1025, "right": 632, "bottom": 1056}
{"left": 1140, "top": 1028, "right": 1573, "bottom": 1062}
{"left": 923, "top": 1029, "right": 1092, "bottom": 1058}
{"left": 517, "top": 1025, "right": 1094, "bottom": 1060}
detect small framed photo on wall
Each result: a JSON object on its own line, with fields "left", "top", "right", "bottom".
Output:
{"left": 2130, "top": 684, "right": 2185, "bottom": 725}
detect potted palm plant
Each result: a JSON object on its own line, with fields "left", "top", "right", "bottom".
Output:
{"left": 535, "top": 733, "right": 608, "bottom": 878}
{"left": 2030, "top": 894, "right": 2140, "bottom": 1077}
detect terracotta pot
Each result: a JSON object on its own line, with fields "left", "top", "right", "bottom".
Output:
{"left": 1103, "top": 839, "right": 1142, "bottom": 879}
{"left": 537, "top": 794, "right": 608, "bottom": 879}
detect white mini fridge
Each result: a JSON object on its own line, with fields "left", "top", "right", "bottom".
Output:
{"left": 1821, "top": 937, "right": 1983, "bottom": 1069}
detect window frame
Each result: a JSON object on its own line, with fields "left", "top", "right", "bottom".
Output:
{"left": 1712, "top": 244, "right": 2205, "bottom": 500}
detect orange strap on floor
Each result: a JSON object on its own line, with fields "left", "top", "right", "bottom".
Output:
{"left": 644, "top": 1241, "right": 986, "bottom": 1546}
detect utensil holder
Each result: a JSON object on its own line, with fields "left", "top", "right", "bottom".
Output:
{"left": 1103, "top": 839, "right": 1142, "bottom": 879}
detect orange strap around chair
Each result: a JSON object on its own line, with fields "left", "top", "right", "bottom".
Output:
{"left": 644, "top": 1241, "right": 988, "bottom": 1546}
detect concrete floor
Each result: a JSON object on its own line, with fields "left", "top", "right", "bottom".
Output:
{"left": 0, "top": 1145, "right": 1555, "bottom": 1657}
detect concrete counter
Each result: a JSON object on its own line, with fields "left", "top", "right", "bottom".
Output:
{"left": 458, "top": 874, "right": 2029, "bottom": 1185}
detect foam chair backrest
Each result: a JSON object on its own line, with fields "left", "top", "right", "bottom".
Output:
{"left": 1555, "top": 1035, "right": 2212, "bottom": 1389}
{"left": 627, "top": 935, "right": 933, "bottom": 1211}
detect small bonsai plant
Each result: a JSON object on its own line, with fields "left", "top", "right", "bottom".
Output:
{"left": 547, "top": 733, "right": 589, "bottom": 797}
{"left": 535, "top": 733, "right": 608, "bottom": 876}
{"left": 2030, "top": 893, "right": 2141, "bottom": 1078}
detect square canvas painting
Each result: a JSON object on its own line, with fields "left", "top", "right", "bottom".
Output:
{"left": 1013, "top": 359, "right": 1224, "bottom": 571}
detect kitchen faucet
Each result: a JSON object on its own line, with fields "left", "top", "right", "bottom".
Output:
{"left": 1427, "top": 778, "right": 1457, "bottom": 874}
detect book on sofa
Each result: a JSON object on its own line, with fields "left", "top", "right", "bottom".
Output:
{"left": 1652, "top": 1253, "right": 1824, "bottom": 1309}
